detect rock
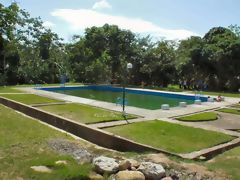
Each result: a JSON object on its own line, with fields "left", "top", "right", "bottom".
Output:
{"left": 108, "top": 174, "right": 116, "bottom": 180}
{"left": 48, "top": 139, "right": 93, "bottom": 163}
{"left": 138, "top": 162, "right": 165, "bottom": 180}
{"left": 131, "top": 167, "right": 137, "bottom": 171}
{"left": 55, "top": 160, "right": 67, "bottom": 165}
{"left": 161, "top": 177, "right": 173, "bottom": 180}
{"left": 73, "top": 149, "right": 93, "bottom": 164}
{"left": 89, "top": 172, "right": 104, "bottom": 180}
{"left": 93, "top": 156, "right": 119, "bottom": 174}
{"left": 30, "top": 166, "right": 52, "bottom": 173}
{"left": 115, "top": 170, "right": 145, "bottom": 180}
{"left": 119, "top": 159, "right": 131, "bottom": 170}
{"left": 128, "top": 159, "right": 140, "bottom": 168}
{"left": 198, "top": 156, "right": 206, "bottom": 160}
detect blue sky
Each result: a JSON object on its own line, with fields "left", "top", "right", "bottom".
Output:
{"left": 2, "top": 0, "right": 240, "bottom": 41}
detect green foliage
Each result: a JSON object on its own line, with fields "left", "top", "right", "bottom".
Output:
{"left": 1, "top": 3, "right": 240, "bottom": 92}
{"left": 0, "top": 2, "right": 65, "bottom": 85}
{"left": 176, "top": 112, "right": 218, "bottom": 121}
{"left": 105, "top": 120, "right": 234, "bottom": 153}
{"left": 178, "top": 27, "right": 240, "bottom": 91}
{"left": 67, "top": 24, "right": 136, "bottom": 84}
{"left": 139, "top": 41, "right": 177, "bottom": 87}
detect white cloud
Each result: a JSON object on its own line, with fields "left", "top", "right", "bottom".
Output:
{"left": 43, "top": 21, "right": 55, "bottom": 28}
{"left": 51, "top": 9, "right": 198, "bottom": 40}
{"left": 92, "top": 0, "right": 112, "bottom": 10}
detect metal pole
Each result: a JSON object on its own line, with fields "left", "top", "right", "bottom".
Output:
{"left": 122, "top": 82, "right": 126, "bottom": 113}
{"left": 3, "top": 52, "right": 6, "bottom": 86}
{"left": 122, "top": 63, "right": 132, "bottom": 122}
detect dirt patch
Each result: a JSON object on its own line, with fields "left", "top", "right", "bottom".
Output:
{"left": 48, "top": 138, "right": 93, "bottom": 164}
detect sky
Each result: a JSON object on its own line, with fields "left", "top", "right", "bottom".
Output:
{"left": 2, "top": 0, "right": 240, "bottom": 41}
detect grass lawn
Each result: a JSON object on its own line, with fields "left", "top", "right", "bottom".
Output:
{"left": 176, "top": 112, "right": 218, "bottom": 122}
{"left": 40, "top": 103, "right": 137, "bottom": 124}
{"left": 15, "top": 82, "right": 83, "bottom": 87}
{"left": 0, "top": 86, "right": 22, "bottom": 93}
{"left": 0, "top": 104, "right": 92, "bottom": 179}
{"left": 217, "top": 108, "right": 240, "bottom": 115}
{"left": 0, "top": 83, "right": 82, "bottom": 93}
{"left": 0, "top": 94, "right": 62, "bottom": 105}
{"left": 206, "top": 146, "right": 240, "bottom": 180}
{"left": 130, "top": 84, "right": 183, "bottom": 92}
{"left": 190, "top": 91, "right": 240, "bottom": 98}
{"left": 105, "top": 120, "right": 234, "bottom": 154}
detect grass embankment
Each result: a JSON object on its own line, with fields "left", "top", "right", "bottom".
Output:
{"left": 176, "top": 112, "right": 218, "bottom": 122}
{"left": 217, "top": 108, "right": 240, "bottom": 115}
{"left": 206, "top": 146, "right": 240, "bottom": 180}
{"left": 0, "top": 94, "right": 62, "bottom": 105}
{"left": 0, "top": 105, "right": 91, "bottom": 179}
{"left": 105, "top": 120, "right": 234, "bottom": 154}
{"left": 40, "top": 103, "right": 137, "bottom": 124}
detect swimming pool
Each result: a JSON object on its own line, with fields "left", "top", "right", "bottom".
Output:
{"left": 39, "top": 85, "right": 208, "bottom": 110}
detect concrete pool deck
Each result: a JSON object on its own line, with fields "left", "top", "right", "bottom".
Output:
{"left": 18, "top": 86, "right": 239, "bottom": 120}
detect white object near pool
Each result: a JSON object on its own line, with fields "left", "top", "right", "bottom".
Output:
{"left": 194, "top": 100, "right": 202, "bottom": 105}
{"left": 179, "top": 102, "right": 187, "bottom": 107}
{"left": 161, "top": 104, "right": 170, "bottom": 110}
{"left": 208, "top": 98, "right": 214, "bottom": 102}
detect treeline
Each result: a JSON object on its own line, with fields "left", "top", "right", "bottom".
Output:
{"left": 1, "top": 3, "right": 240, "bottom": 91}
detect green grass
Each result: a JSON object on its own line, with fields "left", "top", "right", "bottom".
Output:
{"left": 129, "top": 84, "right": 183, "bottom": 92}
{"left": 0, "top": 94, "right": 62, "bottom": 105}
{"left": 0, "top": 83, "right": 83, "bottom": 93}
{"left": 190, "top": 91, "right": 240, "bottom": 98}
{"left": 206, "top": 146, "right": 240, "bottom": 180}
{"left": 105, "top": 120, "right": 234, "bottom": 154}
{"left": 0, "top": 86, "right": 22, "bottom": 93}
{"left": 40, "top": 103, "right": 137, "bottom": 124}
{"left": 176, "top": 112, "right": 218, "bottom": 122}
{"left": 15, "top": 82, "right": 83, "bottom": 87}
{"left": 217, "top": 108, "right": 240, "bottom": 115}
{"left": 0, "top": 104, "right": 92, "bottom": 179}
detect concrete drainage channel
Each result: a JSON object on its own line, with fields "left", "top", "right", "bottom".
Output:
{"left": 1, "top": 96, "right": 240, "bottom": 161}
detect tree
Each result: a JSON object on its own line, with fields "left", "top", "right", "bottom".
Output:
{"left": 140, "top": 40, "right": 176, "bottom": 87}
{"left": 68, "top": 24, "right": 135, "bottom": 84}
{"left": 203, "top": 27, "right": 239, "bottom": 91}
